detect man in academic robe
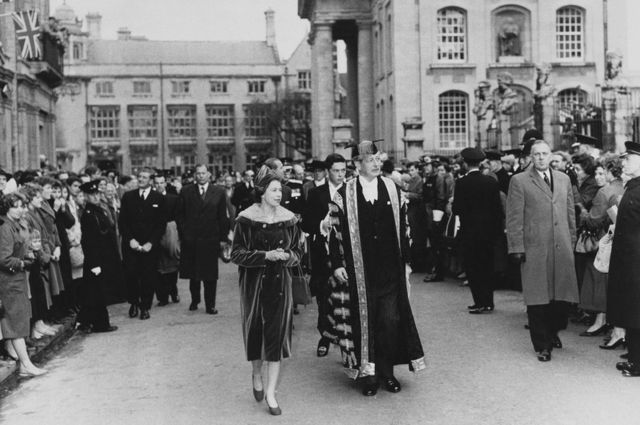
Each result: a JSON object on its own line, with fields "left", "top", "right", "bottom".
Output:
{"left": 301, "top": 153, "right": 346, "bottom": 358}
{"left": 453, "top": 148, "right": 504, "bottom": 313}
{"left": 177, "top": 164, "right": 230, "bottom": 314}
{"left": 119, "top": 168, "right": 166, "bottom": 320}
{"left": 325, "top": 140, "right": 426, "bottom": 396}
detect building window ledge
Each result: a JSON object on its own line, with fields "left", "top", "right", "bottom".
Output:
{"left": 206, "top": 138, "right": 235, "bottom": 145}
{"left": 132, "top": 94, "right": 152, "bottom": 98}
{"left": 550, "top": 61, "right": 596, "bottom": 68}
{"left": 95, "top": 94, "right": 115, "bottom": 98}
{"left": 129, "top": 139, "right": 159, "bottom": 146}
{"left": 90, "top": 139, "right": 120, "bottom": 146}
{"left": 486, "top": 62, "right": 534, "bottom": 69}
{"left": 429, "top": 63, "right": 476, "bottom": 70}
{"left": 243, "top": 137, "right": 271, "bottom": 144}
{"left": 167, "top": 138, "right": 197, "bottom": 145}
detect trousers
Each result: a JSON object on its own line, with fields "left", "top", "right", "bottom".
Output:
{"left": 189, "top": 279, "right": 217, "bottom": 308}
{"left": 627, "top": 328, "right": 640, "bottom": 364}
{"left": 124, "top": 249, "right": 158, "bottom": 311}
{"left": 156, "top": 271, "right": 179, "bottom": 303}
{"left": 526, "top": 300, "right": 569, "bottom": 352}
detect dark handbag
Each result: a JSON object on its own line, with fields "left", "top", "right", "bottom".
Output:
{"left": 291, "top": 266, "right": 312, "bottom": 305}
{"left": 575, "top": 228, "right": 599, "bottom": 253}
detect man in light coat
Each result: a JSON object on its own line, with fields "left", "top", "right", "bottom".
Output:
{"left": 506, "top": 139, "right": 578, "bottom": 362}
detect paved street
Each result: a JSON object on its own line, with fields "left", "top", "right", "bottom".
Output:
{"left": 1, "top": 262, "right": 639, "bottom": 425}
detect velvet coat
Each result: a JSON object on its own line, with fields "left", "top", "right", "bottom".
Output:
{"left": 506, "top": 167, "right": 579, "bottom": 305}
{"left": 177, "top": 183, "right": 230, "bottom": 281}
{"left": 608, "top": 176, "right": 640, "bottom": 329}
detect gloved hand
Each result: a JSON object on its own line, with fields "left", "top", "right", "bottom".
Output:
{"left": 509, "top": 253, "right": 526, "bottom": 264}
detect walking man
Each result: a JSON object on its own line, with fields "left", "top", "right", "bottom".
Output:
{"left": 326, "top": 140, "right": 425, "bottom": 396}
{"left": 301, "top": 153, "right": 346, "bottom": 357}
{"left": 119, "top": 168, "right": 166, "bottom": 320}
{"left": 453, "top": 148, "right": 503, "bottom": 313}
{"left": 177, "top": 165, "right": 230, "bottom": 314}
{"left": 506, "top": 139, "right": 578, "bottom": 361}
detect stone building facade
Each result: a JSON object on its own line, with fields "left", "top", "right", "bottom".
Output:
{"left": 0, "top": 0, "right": 64, "bottom": 172}
{"left": 300, "top": 0, "right": 628, "bottom": 160}
{"left": 55, "top": 6, "right": 284, "bottom": 174}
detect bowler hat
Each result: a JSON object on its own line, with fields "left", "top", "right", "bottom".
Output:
{"left": 460, "top": 147, "right": 486, "bottom": 162}
{"left": 80, "top": 180, "right": 100, "bottom": 194}
{"left": 522, "top": 128, "right": 542, "bottom": 144}
{"left": 484, "top": 150, "right": 503, "bottom": 161}
{"left": 575, "top": 134, "right": 603, "bottom": 150}
{"left": 305, "top": 159, "right": 326, "bottom": 172}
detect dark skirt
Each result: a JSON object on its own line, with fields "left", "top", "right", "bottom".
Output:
{"left": 580, "top": 259, "right": 608, "bottom": 312}
{"left": 0, "top": 276, "right": 32, "bottom": 338}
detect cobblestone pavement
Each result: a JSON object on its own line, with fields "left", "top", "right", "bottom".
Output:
{"left": 1, "top": 262, "right": 638, "bottom": 425}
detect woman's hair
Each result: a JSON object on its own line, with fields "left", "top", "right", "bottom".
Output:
{"left": 37, "top": 176, "right": 58, "bottom": 188}
{"left": 0, "top": 193, "right": 23, "bottom": 216}
{"left": 381, "top": 159, "right": 395, "bottom": 174}
{"left": 601, "top": 153, "right": 623, "bottom": 179}
{"left": 253, "top": 165, "right": 283, "bottom": 201}
{"left": 19, "top": 183, "right": 42, "bottom": 203}
{"left": 572, "top": 153, "right": 596, "bottom": 176}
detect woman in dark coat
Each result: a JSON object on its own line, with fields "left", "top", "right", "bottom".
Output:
{"left": 0, "top": 194, "right": 48, "bottom": 377}
{"left": 573, "top": 154, "right": 599, "bottom": 293}
{"left": 50, "top": 180, "right": 75, "bottom": 317}
{"left": 231, "top": 167, "right": 303, "bottom": 416}
{"left": 579, "top": 157, "right": 624, "bottom": 343}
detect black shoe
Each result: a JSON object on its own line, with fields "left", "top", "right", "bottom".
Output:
{"left": 361, "top": 377, "right": 379, "bottom": 396}
{"left": 467, "top": 305, "right": 479, "bottom": 310}
{"left": 537, "top": 349, "right": 551, "bottom": 362}
{"left": 382, "top": 376, "right": 401, "bottom": 393}
{"left": 128, "top": 304, "right": 139, "bottom": 318}
{"left": 206, "top": 308, "right": 218, "bottom": 315}
{"left": 252, "top": 375, "right": 264, "bottom": 402}
{"left": 469, "top": 306, "right": 492, "bottom": 314}
{"left": 189, "top": 303, "right": 198, "bottom": 311}
{"left": 621, "top": 353, "right": 629, "bottom": 359}
{"left": 622, "top": 367, "right": 640, "bottom": 377}
{"left": 600, "top": 337, "right": 626, "bottom": 350}
{"left": 551, "top": 335, "right": 563, "bottom": 349}
{"left": 316, "top": 338, "right": 330, "bottom": 357}
{"left": 579, "top": 324, "right": 611, "bottom": 337}
{"left": 77, "top": 324, "right": 92, "bottom": 334}
{"left": 265, "top": 396, "right": 281, "bottom": 416}
{"left": 93, "top": 325, "right": 118, "bottom": 333}
{"left": 171, "top": 294, "right": 180, "bottom": 303}
{"left": 157, "top": 301, "right": 169, "bottom": 307}
{"left": 423, "top": 274, "right": 443, "bottom": 283}
{"left": 293, "top": 307, "right": 300, "bottom": 315}
{"left": 140, "top": 309, "right": 150, "bottom": 320}
{"left": 616, "top": 361, "right": 635, "bottom": 371}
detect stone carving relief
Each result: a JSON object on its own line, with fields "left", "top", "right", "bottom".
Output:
{"left": 499, "top": 17, "right": 521, "bottom": 56}
{"left": 534, "top": 63, "right": 555, "bottom": 100}
{"left": 495, "top": 72, "right": 519, "bottom": 115}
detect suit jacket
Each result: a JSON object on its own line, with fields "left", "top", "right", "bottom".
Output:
{"left": 452, "top": 170, "right": 503, "bottom": 242}
{"left": 506, "top": 167, "right": 578, "bottom": 305}
{"left": 285, "top": 180, "right": 305, "bottom": 215}
{"left": 231, "top": 182, "right": 255, "bottom": 215}
{"left": 177, "top": 183, "right": 230, "bottom": 280}
{"left": 119, "top": 189, "right": 166, "bottom": 253}
{"left": 301, "top": 183, "right": 331, "bottom": 280}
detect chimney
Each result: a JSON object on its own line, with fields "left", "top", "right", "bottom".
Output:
{"left": 86, "top": 12, "right": 102, "bottom": 39}
{"left": 265, "top": 8, "right": 276, "bottom": 47}
{"left": 117, "top": 27, "right": 132, "bottom": 40}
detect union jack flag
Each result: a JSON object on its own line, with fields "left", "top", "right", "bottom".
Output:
{"left": 12, "top": 10, "right": 42, "bottom": 60}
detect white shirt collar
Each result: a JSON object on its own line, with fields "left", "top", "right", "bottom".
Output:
{"left": 537, "top": 169, "right": 550, "bottom": 180}
{"left": 328, "top": 181, "right": 343, "bottom": 200}
{"left": 139, "top": 187, "right": 151, "bottom": 197}
{"left": 358, "top": 176, "right": 378, "bottom": 204}
{"left": 314, "top": 178, "right": 326, "bottom": 187}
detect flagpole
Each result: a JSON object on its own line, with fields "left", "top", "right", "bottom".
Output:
{"left": 10, "top": 1, "right": 19, "bottom": 170}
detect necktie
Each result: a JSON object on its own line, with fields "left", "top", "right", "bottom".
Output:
{"left": 543, "top": 173, "right": 551, "bottom": 188}
{"left": 140, "top": 189, "right": 146, "bottom": 200}
{"left": 200, "top": 186, "right": 206, "bottom": 199}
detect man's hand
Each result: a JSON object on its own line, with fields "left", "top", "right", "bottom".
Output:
{"left": 509, "top": 253, "right": 526, "bottom": 264}
{"left": 129, "top": 239, "right": 141, "bottom": 250}
{"left": 91, "top": 267, "right": 102, "bottom": 276}
{"left": 52, "top": 246, "right": 61, "bottom": 261}
{"left": 333, "top": 267, "right": 348, "bottom": 283}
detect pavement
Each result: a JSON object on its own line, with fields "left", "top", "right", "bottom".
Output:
{"left": 0, "top": 262, "right": 639, "bottom": 425}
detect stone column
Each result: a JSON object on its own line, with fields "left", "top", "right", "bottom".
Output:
{"left": 357, "top": 21, "right": 374, "bottom": 142}
{"left": 311, "top": 22, "right": 335, "bottom": 159}
{"left": 345, "top": 37, "right": 359, "bottom": 140}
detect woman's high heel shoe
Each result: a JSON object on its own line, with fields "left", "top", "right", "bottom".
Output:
{"left": 600, "top": 337, "right": 626, "bottom": 350}
{"left": 265, "top": 395, "right": 281, "bottom": 416}
{"left": 252, "top": 375, "right": 264, "bottom": 402}
{"left": 579, "top": 323, "right": 611, "bottom": 337}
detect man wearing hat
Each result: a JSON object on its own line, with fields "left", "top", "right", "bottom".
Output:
{"left": 608, "top": 141, "right": 640, "bottom": 377}
{"left": 485, "top": 150, "right": 511, "bottom": 194}
{"left": 301, "top": 153, "right": 347, "bottom": 357}
{"left": 76, "top": 180, "right": 118, "bottom": 333}
{"left": 453, "top": 148, "right": 503, "bottom": 313}
{"left": 325, "top": 140, "right": 425, "bottom": 396}
{"left": 574, "top": 133, "right": 603, "bottom": 159}
{"left": 154, "top": 171, "right": 181, "bottom": 306}
{"left": 302, "top": 159, "right": 326, "bottom": 201}
{"left": 514, "top": 128, "right": 542, "bottom": 175}
{"left": 506, "top": 139, "right": 578, "bottom": 362}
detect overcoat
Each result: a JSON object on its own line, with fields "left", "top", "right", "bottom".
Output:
{"left": 0, "top": 217, "right": 32, "bottom": 338}
{"left": 608, "top": 176, "right": 640, "bottom": 328}
{"left": 36, "top": 202, "right": 65, "bottom": 295}
{"left": 177, "top": 183, "right": 230, "bottom": 281}
{"left": 506, "top": 167, "right": 578, "bottom": 305}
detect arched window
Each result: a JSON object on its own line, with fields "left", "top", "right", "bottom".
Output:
{"left": 437, "top": 8, "right": 467, "bottom": 62}
{"left": 438, "top": 91, "right": 468, "bottom": 149}
{"left": 556, "top": 7, "right": 584, "bottom": 59}
{"left": 557, "top": 88, "right": 587, "bottom": 111}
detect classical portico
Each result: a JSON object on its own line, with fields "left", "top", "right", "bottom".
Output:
{"left": 300, "top": 0, "right": 374, "bottom": 159}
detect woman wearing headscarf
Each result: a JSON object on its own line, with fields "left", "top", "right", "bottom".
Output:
{"left": 231, "top": 166, "right": 303, "bottom": 416}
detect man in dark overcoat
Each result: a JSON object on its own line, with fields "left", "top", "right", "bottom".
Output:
{"left": 506, "top": 139, "right": 578, "bottom": 362}
{"left": 453, "top": 148, "right": 504, "bottom": 313}
{"left": 301, "top": 153, "right": 346, "bottom": 357}
{"left": 119, "top": 168, "right": 166, "bottom": 320}
{"left": 608, "top": 141, "right": 640, "bottom": 377}
{"left": 177, "top": 164, "right": 230, "bottom": 314}
{"left": 326, "top": 141, "right": 425, "bottom": 397}
{"left": 231, "top": 170, "right": 255, "bottom": 216}
{"left": 154, "top": 173, "right": 181, "bottom": 305}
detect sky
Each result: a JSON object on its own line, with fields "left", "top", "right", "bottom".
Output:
{"left": 52, "top": 0, "right": 639, "bottom": 71}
